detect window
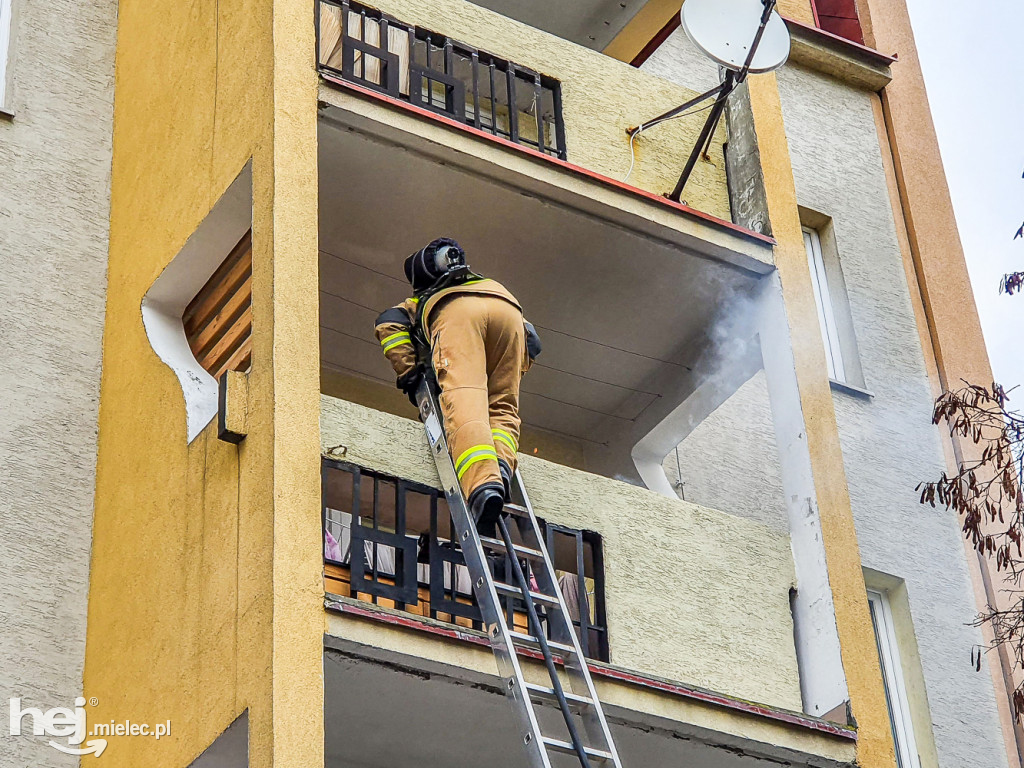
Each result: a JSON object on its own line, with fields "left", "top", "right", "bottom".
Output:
{"left": 322, "top": 459, "right": 610, "bottom": 661}
{"left": 803, "top": 226, "right": 847, "bottom": 382}
{"left": 0, "top": 0, "right": 12, "bottom": 107}
{"left": 867, "top": 589, "right": 921, "bottom": 768}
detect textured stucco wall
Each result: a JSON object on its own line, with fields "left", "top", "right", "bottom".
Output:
{"left": 0, "top": 0, "right": 116, "bottom": 764}
{"left": 644, "top": 30, "right": 1008, "bottom": 766}
{"left": 321, "top": 394, "right": 804, "bottom": 712}
{"left": 775, "top": 63, "right": 1008, "bottom": 768}
{"left": 640, "top": 27, "right": 721, "bottom": 94}
{"left": 662, "top": 371, "right": 789, "bottom": 532}
{"left": 357, "top": 0, "right": 732, "bottom": 220}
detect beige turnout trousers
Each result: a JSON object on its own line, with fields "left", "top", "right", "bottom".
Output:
{"left": 429, "top": 294, "right": 525, "bottom": 499}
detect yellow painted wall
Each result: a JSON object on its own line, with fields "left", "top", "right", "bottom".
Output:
{"left": 84, "top": 0, "right": 322, "bottom": 766}
{"left": 342, "top": 0, "right": 732, "bottom": 219}
{"left": 745, "top": 71, "right": 898, "bottom": 768}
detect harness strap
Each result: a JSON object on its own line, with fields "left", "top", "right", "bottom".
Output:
{"left": 410, "top": 267, "right": 485, "bottom": 365}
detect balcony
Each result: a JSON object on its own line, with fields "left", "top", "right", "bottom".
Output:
{"left": 313, "top": 3, "right": 810, "bottom": 716}
{"left": 319, "top": 0, "right": 567, "bottom": 160}
{"left": 322, "top": 391, "right": 801, "bottom": 701}
{"left": 315, "top": 0, "right": 756, "bottom": 232}
{"left": 322, "top": 457, "right": 612, "bottom": 662}
{"left": 319, "top": 395, "right": 857, "bottom": 767}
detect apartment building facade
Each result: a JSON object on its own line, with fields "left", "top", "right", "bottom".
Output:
{"left": 1, "top": 1, "right": 1016, "bottom": 767}
{"left": 0, "top": 0, "right": 117, "bottom": 765}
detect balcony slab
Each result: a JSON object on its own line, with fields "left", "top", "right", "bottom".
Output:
{"left": 323, "top": 618, "right": 857, "bottom": 767}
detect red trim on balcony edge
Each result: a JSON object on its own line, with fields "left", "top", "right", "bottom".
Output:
{"left": 630, "top": 14, "right": 680, "bottom": 68}
{"left": 319, "top": 72, "right": 776, "bottom": 248}
{"left": 326, "top": 596, "right": 858, "bottom": 742}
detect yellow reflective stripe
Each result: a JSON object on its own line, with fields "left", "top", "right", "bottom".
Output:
{"left": 455, "top": 445, "right": 498, "bottom": 478}
{"left": 409, "top": 296, "right": 420, "bottom": 305}
{"left": 382, "top": 337, "right": 413, "bottom": 354}
{"left": 492, "top": 429, "right": 517, "bottom": 452}
{"left": 381, "top": 331, "right": 411, "bottom": 345}
{"left": 457, "top": 453, "right": 498, "bottom": 480}
{"left": 455, "top": 445, "right": 497, "bottom": 470}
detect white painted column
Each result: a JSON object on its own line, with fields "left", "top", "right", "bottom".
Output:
{"left": 756, "top": 273, "right": 850, "bottom": 718}
{"left": 631, "top": 344, "right": 762, "bottom": 498}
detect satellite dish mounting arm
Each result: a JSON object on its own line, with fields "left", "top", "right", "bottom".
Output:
{"left": 626, "top": 0, "right": 781, "bottom": 203}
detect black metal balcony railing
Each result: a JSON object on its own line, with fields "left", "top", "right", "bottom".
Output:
{"left": 322, "top": 459, "right": 608, "bottom": 661}
{"left": 316, "top": 0, "right": 567, "bottom": 160}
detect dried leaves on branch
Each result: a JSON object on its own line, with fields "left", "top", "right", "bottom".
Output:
{"left": 919, "top": 382, "right": 1024, "bottom": 716}
{"left": 1011, "top": 221, "right": 1024, "bottom": 294}
{"left": 1001, "top": 271, "right": 1024, "bottom": 296}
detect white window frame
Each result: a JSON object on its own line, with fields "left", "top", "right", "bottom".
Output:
{"left": 0, "top": 0, "right": 12, "bottom": 107}
{"left": 803, "top": 226, "right": 847, "bottom": 383}
{"left": 867, "top": 589, "right": 921, "bottom": 768}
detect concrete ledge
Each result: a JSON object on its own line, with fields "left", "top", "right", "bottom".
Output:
{"left": 785, "top": 17, "right": 895, "bottom": 92}
{"left": 829, "top": 379, "right": 875, "bottom": 400}
{"left": 324, "top": 602, "right": 858, "bottom": 767}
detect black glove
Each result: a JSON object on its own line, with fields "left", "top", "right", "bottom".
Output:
{"left": 397, "top": 365, "right": 425, "bottom": 407}
{"left": 524, "top": 321, "right": 542, "bottom": 361}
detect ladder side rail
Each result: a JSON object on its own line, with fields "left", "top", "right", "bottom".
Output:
{"left": 497, "top": 516, "right": 593, "bottom": 767}
{"left": 513, "top": 472, "right": 625, "bottom": 767}
{"left": 416, "top": 381, "right": 553, "bottom": 768}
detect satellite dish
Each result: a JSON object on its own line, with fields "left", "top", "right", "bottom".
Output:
{"left": 681, "top": 0, "right": 791, "bottom": 74}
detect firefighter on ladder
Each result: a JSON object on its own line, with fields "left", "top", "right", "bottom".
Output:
{"left": 374, "top": 237, "right": 541, "bottom": 534}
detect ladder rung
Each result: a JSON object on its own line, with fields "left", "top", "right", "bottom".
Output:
{"left": 508, "top": 631, "right": 576, "bottom": 656}
{"left": 542, "top": 737, "right": 613, "bottom": 761}
{"left": 524, "top": 682, "right": 592, "bottom": 709}
{"left": 479, "top": 536, "right": 544, "bottom": 560}
{"left": 494, "top": 582, "right": 559, "bottom": 607}
{"left": 421, "top": 383, "right": 621, "bottom": 768}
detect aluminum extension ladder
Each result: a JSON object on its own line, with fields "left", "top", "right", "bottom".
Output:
{"left": 417, "top": 379, "right": 624, "bottom": 768}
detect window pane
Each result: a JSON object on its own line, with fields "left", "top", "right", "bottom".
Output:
{"left": 0, "top": 0, "right": 12, "bottom": 106}
{"left": 803, "top": 227, "right": 847, "bottom": 382}
{"left": 867, "top": 590, "right": 920, "bottom": 768}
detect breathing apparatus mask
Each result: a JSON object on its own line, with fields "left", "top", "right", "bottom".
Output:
{"left": 432, "top": 244, "right": 467, "bottom": 276}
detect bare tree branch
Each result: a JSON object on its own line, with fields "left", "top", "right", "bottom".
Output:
{"left": 920, "top": 382, "right": 1024, "bottom": 716}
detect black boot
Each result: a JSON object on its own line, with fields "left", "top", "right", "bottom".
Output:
{"left": 497, "top": 459, "right": 513, "bottom": 501}
{"left": 469, "top": 482, "right": 506, "bottom": 537}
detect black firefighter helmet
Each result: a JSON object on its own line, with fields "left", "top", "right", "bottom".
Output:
{"left": 404, "top": 237, "right": 468, "bottom": 292}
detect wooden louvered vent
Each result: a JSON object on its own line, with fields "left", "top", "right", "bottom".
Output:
{"left": 184, "top": 230, "right": 253, "bottom": 378}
